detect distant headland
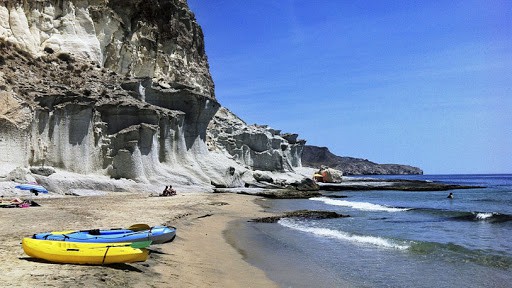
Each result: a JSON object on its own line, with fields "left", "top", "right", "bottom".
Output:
{"left": 302, "top": 145, "right": 423, "bottom": 175}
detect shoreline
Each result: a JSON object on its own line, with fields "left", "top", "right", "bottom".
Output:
{"left": 228, "top": 174, "right": 512, "bottom": 288}
{"left": 0, "top": 192, "right": 278, "bottom": 288}
{"left": 225, "top": 198, "right": 356, "bottom": 288}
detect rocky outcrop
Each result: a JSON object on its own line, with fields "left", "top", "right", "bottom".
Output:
{"left": 0, "top": 0, "right": 312, "bottom": 192}
{"left": 302, "top": 145, "right": 423, "bottom": 175}
{"left": 219, "top": 188, "right": 322, "bottom": 199}
{"left": 207, "top": 107, "right": 305, "bottom": 172}
{"left": 0, "top": 0, "right": 223, "bottom": 189}
{"left": 318, "top": 179, "right": 484, "bottom": 191}
{"left": 0, "top": 38, "right": 220, "bottom": 186}
{"left": 0, "top": 0, "right": 214, "bottom": 97}
{"left": 251, "top": 210, "right": 350, "bottom": 223}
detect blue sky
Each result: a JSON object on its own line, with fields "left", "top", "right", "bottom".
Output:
{"left": 188, "top": 0, "right": 511, "bottom": 174}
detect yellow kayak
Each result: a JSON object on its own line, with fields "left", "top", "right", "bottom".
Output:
{"left": 22, "top": 238, "right": 150, "bottom": 265}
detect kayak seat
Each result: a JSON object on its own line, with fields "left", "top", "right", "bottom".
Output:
{"left": 88, "top": 229, "right": 101, "bottom": 235}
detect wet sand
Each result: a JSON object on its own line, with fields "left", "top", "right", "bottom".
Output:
{"left": 0, "top": 192, "right": 278, "bottom": 288}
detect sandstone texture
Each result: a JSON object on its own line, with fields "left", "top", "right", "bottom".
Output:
{"left": 0, "top": 0, "right": 214, "bottom": 97}
{"left": 302, "top": 145, "right": 423, "bottom": 175}
{"left": 207, "top": 107, "right": 305, "bottom": 172}
{"left": 0, "top": 0, "right": 308, "bottom": 193}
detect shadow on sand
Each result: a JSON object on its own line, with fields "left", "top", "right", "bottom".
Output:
{"left": 19, "top": 257, "right": 145, "bottom": 272}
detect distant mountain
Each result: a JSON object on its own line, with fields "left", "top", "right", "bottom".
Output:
{"left": 302, "top": 146, "right": 423, "bottom": 175}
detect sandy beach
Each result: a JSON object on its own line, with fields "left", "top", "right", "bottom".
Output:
{"left": 0, "top": 192, "right": 278, "bottom": 288}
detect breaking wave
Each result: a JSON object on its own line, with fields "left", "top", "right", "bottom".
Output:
{"left": 451, "top": 212, "right": 512, "bottom": 223}
{"left": 278, "top": 218, "right": 409, "bottom": 250}
{"left": 476, "top": 212, "right": 493, "bottom": 220}
{"left": 310, "top": 197, "right": 411, "bottom": 212}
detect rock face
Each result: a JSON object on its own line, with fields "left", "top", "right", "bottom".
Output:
{"left": 0, "top": 0, "right": 214, "bottom": 97}
{"left": 302, "top": 145, "right": 423, "bottom": 175}
{"left": 0, "top": 0, "right": 308, "bottom": 191}
{"left": 0, "top": 0, "right": 216, "bottom": 188}
{"left": 207, "top": 107, "right": 305, "bottom": 172}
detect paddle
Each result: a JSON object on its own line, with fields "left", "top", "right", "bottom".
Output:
{"left": 129, "top": 241, "right": 169, "bottom": 255}
{"left": 128, "top": 223, "right": 151, "bottom": 231}
{"left": 129, "top": 240, "right": 152, "bottom": 249}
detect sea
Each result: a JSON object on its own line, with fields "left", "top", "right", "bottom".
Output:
{"left": 228, "top": 174, "right": 512, "bottom": 288}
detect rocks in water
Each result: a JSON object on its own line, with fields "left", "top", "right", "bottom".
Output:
{"left": 324, "top": 194, "right": 348, "bottom": 198}
{"left": 235, "top": 189, "right": 321, "bottom": 199}
{"left": 252, "top": 210, "right": 350, "bottom": 223}
{"left": 318, "top": 179, "right": 485, "bottom": 191}
{"left": 293, "top": 178, "right": 320, "bottom": 191}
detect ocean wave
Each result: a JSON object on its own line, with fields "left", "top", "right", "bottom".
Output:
{"left": 278, "top": 219, "right": 409, "bottom": 250}
{"left": 409, "top": 241, "right": 512, "bottom": 269}
{"left": 475, "top": 212, "right": 493, "bottom": 220}
{"left": 310, "top": 197, "right": 410, "bottom": 212}
{"left": 451, "top": 212, "right": 512, "bottom": 223}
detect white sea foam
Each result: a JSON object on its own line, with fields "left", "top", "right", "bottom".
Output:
{"left": 310, "top": 197, "right": 410, "bottom": 212}
{"left": 278, "top": 219, "right": 409, "bottom": 250}
{"left": 475, "top": 212, "right": 494, "bottom": 220}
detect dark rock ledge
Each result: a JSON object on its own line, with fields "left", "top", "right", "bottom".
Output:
{"left": 214, "top": 188, "right": 321, "bottom": 199}
{"left": 319, "top": 179, "right": 485, "bottom": 192}
{"left": 213, "top": 178, "right": 484, "bottom": 199}
{"left": 251, "top": 210, "right": 350, "bottom": 223}
{"left": 239, "top": 189, "right": 322, "bottom": 199}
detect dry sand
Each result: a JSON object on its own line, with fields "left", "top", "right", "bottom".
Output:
{"left": 0, "top": 192, "right": 279, "bottom": 288}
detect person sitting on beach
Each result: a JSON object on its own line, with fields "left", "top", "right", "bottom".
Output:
{"left": 161, "top": 185, "right": 177, "bottom": 196}
{"left": 161, "top": 186, "right": 168, "bottom": 195}
{"left": 447, "top": 192, "right": 454, "bottom": 199}
{"left": 166, "top": 185, "right": 177, "bottom": 196}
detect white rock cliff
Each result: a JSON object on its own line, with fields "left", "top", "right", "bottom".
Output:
{"left": 0, "top": 0, "right": 306, "bottom": 193}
